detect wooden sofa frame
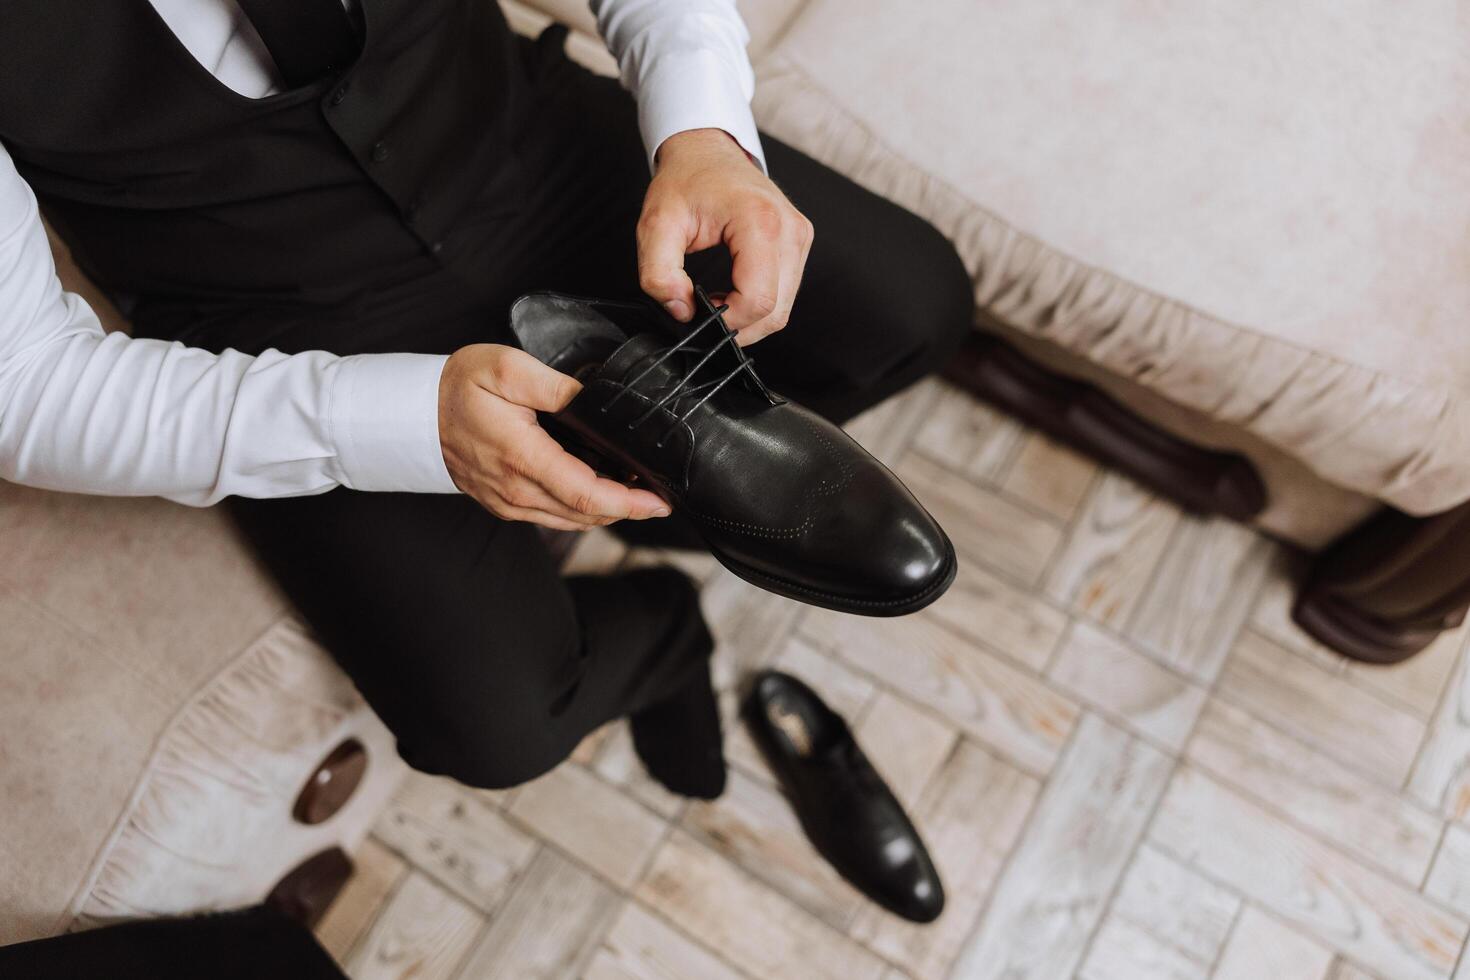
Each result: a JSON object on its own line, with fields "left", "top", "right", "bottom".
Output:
{"left": 945, "top": 332, "right": 1470, "bottom": 665}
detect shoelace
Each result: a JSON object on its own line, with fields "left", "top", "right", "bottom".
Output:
{"left": 600, "top": 302, "right": 760, "bottom": 448}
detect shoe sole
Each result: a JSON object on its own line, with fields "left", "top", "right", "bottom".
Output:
{"left": 544, "top": 411, "right": 960, "bottom": 617}
{"left": 709, "top": 541, "right": 957, "bottom": 617}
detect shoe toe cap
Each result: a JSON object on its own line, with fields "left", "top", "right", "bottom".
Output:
{"left": 827, "top": 468, "right": 954, "bottom": 605}
{"left": 866, "top": 834, "right": 946, "bottom": 923}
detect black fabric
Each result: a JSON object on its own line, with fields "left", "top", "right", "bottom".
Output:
{"left": 0, "top": 905, "right": 346, "bottom": 980}
{"left": 235, "top": 0, "right": 361, "bottom": 88}
{"left": 0, "top": 0, "right": 524, "bottom": 309}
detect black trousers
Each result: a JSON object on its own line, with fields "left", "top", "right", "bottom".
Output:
{"left": 211, "top": 32, "right": 973, "bottom": 793}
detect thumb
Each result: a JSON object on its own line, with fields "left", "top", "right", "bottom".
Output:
{"left": 484, "top": 345, "right": 582, "bottom": 412}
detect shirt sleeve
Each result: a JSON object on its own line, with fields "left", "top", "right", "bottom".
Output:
{"left": 0, "top": 143, "right": 459, "bottom": 507}
{"left": 589, "top": 0, "right": 767, "bottom": 172}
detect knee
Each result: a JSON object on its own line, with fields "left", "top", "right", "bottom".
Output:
{"left": 400, "top": 710, "right": 576, "bottom": 791}
{"left": 895, "top": 215, "right": 974, "bottom": 356}
{"left": 843, "top": 208, "right": 973, "bottom": 374}
{"left": 391, "top": 632, "right": 588, "bottom": 792}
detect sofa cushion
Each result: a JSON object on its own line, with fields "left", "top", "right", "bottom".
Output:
{"left": 752, "top": 0, "right": 1470, "bottom": 518}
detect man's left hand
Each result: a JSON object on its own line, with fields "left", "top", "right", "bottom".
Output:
{"left": 637, "top": 128, "right": 813, "bottom": 345}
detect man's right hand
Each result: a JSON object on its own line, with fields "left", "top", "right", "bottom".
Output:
{"left": 438, "top": 344, "right": 670, "bottom": 530}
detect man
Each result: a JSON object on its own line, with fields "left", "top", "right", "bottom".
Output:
{"left": 1, "top": 0, "right": 967, "bottom": 896}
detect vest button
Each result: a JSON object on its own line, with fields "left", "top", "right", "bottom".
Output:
{"left": 330, "top": 84, "right": 349, "bottom": 106}
{"left": 371, "top": 141, "right": 390, "bottom": 162}
{"left": 430, "top": 241, "right": 444, "bottom": 255}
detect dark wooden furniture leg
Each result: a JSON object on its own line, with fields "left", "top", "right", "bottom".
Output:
{"left": 268, "top": 848, "right": 355, "bottom": 928}
{"left": 1294, "top": 501, "right": 1470, "bottom": 664}
{"left": 944, "top": 333, "right": 1267, "bottom": 521}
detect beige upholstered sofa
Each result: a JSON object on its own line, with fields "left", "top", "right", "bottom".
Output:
{"left": 5, "top": 0, "right": 1467, "bottom": 945}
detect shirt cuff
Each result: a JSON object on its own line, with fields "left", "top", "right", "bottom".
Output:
{"left": 329, "top": 352, "right": 459, "bottom": 494}
{"left": 638, "top": 49, "right": 767, "bottom": 174}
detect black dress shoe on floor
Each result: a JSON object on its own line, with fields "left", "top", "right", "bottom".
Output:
{"left": 743, "top": 670, "right": 945, "bottom": 923}
{"left": 510, "top": 288, "right": 956, "bottom": 616}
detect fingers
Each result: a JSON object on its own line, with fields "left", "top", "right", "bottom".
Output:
{"left": 478, "top": 345, "right": 581, "bottom": 412}
{"left": 491, "top": 505, "right": 597, "bottom": 532}
{"left": 723, "top": 206, "right": 783, "bottom": 335}
{"left": 637, "top": 204, "right": 697, "bottom": 322}
{"left": 743, "top": 212, "right": 813, "bottom": 347}
{"left": 522, "top": 427, "right": 670, "bottom": 521}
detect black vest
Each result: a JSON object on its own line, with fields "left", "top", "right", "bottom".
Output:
{"left": 0, "top": 0, "right": 528, "bottom": 316}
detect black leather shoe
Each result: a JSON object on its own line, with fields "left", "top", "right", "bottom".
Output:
{"left": 509, "top": 288, "right": 956, "bottom": 616}
{"left": 743, "top": 670, "right": 944, "bottom": 923}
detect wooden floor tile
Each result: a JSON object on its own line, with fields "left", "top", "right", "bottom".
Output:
{"left": 508, "top": 764, "right": 666, "bottom": 890}
{"left": 682, "top": 767, "right": 863, "bottom": 929}
{"left": 850, "top": 740, "right": 1039, "bottom": 979}
{"left": 1079, "top": 916, "right": 1210, "bottom": 980}
{"left": 909, "top": 381, "right": 1024, "bottom": 481}
{"left": 1217, "top": 630, "right": 1426, "bottom": 787}
{"left": 1128, "top": 515, "right": 1272, "bottom": 683}
{"left": 1346, "top": 624, "right": 1466, "bottom": 719}
{"left": 1427, "top": 824, "right": 1470, "bottom": 919}
{"left": 1212, "top": 906, "right": 1333, "bottom": 980}
{"left": 1150, "top": 767, "right": 1466, "bottom": 980}
{"left": 584, "top": 902, "right": 745, "bottom": 980}
{"left": 950, "top": 715, "right": 1173, "bottom": 979}
{"left": 635, "top": 832, "right": 888, "bottom": 980}
{"left": 801, "top": 606, "right": 1077, "bottom": 776}
{"left": 453, "top": 848, "right": 618, "bottom": 979}
{"left": 1047, "top": 621, "right": 1207, "bottom": 750}
{"left": 1106, "top": 843, "right": 1239, "bottom": 967}
{"left": 854, "top": 690, "right": 958, "bottom": 809}
{"left": 1326, "top": 960, "right": 1388, "bottom": 980}
{"left": 895, "top": 452, "right": 1065, "bottom": 585}
{"left": 372, "top": 772, "right": 537, "bottom": 913}
{"left": 315, "top": 837, "right": 407, "bottom": 966}
{"left": 999, "top": 431, "right": 1098, "bottom": 522}
{"left": 766, "top": 633, "right": 880, "bottom": 718}
{"left": 1045, "top": 472, "right": 1179, "bottom": 628}
{"left": 1410, "top": 640, "right": 1470, "bottom": 820}
{"left": 1185, "top": 700, "right": 1442, "bottom": 883}
{"left": 923, "top": 557, "right": 1070, "bottom": 671}
{"left": 701, "top": 570, "right": 807, "bottom": 690}
{"left": 346, "top": 873, "right": 482, "bottom": 980}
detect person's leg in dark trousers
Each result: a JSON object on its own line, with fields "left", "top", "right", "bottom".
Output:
{"left": 209, "top": 30, "right": 973, "bottom": 800}
{"left": 0, "top": 906, "right": 345, "bottom": 980}
{"left": 230, "top": 490, "right": 711, "bottom": 790}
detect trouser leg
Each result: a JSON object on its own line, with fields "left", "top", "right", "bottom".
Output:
{"left": 230, "top": 488, "right": 710, "bottom": 790}
{"left": 0, "top": 905, "right": 344, "bottom": 980}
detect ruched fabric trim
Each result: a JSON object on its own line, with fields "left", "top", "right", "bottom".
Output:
{"left": 751, "top": 57, "right": 1470, "bottom": 517}
{"left": 66, "top": 618, "right": 365, "bottom": 931}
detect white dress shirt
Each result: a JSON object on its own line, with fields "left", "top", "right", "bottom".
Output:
{"left": 0, "top": 0, "right": 763, "bottom": 506}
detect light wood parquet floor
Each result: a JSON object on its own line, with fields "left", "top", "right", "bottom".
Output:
{"left": 313, "top": 379, "right": 1470, "bottom": 980}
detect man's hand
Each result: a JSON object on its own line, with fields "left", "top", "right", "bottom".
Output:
{"left": 439, "top": 344, "right": 670, "bottom": 529}
{"left": 638, "top": 128, "right": 813, "bottom": 345}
